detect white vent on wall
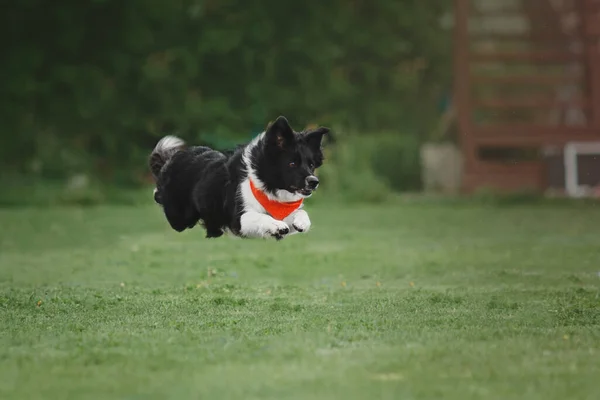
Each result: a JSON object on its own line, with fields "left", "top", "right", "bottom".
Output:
{"left": 564, "top": 142, "right": 600, "bottom": 197}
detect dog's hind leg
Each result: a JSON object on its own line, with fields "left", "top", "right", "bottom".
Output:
{"left": 163, "top": 205, "right": 200, "bottom": 232}
{"left": 203, "top": 220, "right": 224, "bottom": 238}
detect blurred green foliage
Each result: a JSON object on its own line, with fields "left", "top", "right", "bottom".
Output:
{"left": 318, "top": 131, "right": 422, "bottom": 203}
{"left": 1, "top": 0, "right": 450, "bottom": 182}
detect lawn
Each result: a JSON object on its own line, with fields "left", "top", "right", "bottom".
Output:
{"left": 1, "top": 199, "right": 599, "bottom": 399}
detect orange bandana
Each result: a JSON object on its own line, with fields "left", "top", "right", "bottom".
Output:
{"left": 249, "top": 180, "right": 303, "bottom": 221}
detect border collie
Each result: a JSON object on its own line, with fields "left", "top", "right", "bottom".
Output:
{"left": 149, "top": 116, "right": 330, "bottom": 240}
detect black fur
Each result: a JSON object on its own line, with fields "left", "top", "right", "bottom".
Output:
{"left": 150, "top": 116, "right": 329, "bottom": 239}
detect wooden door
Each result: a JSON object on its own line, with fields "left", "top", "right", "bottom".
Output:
{"left": 454, "top": 0, "right": 600, "bottom": 193}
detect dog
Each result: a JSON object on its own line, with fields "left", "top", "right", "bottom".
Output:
{"left": 149, "top": 116, "right": 330, "bottom": 240}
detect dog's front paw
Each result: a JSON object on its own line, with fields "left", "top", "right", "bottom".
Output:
{"left": 267, "top": 220, "right": 290, "bottom": 240}
{"left": 239, "top": 212, "right": 291, "bottom": 239}
{"left": 292, "top": 211, "right": 311, "bottom": 233}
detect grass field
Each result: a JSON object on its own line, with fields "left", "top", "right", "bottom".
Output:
{"left": 1, "top": 199, "right": 600, "bottom": 399}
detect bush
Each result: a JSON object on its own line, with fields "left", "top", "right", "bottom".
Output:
{"left": 0, "top": 0, "right": 451, "bottom": 179}
{"left": 317, "top": 131, "right": 422, "bottom": 203}
{"left": 369, "top": 134, "right": 422, "bottom": 192}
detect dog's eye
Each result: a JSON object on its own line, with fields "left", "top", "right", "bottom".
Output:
{"left": 289, "top": 162, "right": 296, "bottom": 168}
{"left": 309, "top": 163, "right": 315, "bottom": 169}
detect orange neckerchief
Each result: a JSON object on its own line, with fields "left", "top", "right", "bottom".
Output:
{"left": 249, "top": 179, "right": 303, "bottom": 221}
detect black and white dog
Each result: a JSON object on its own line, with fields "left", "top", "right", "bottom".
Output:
{"left": 149, "top": 116, "right": 329, "bottom": 240}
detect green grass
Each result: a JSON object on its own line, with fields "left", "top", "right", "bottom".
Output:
{"left": 1, "top": 199, "right": 600, "bottom": 399}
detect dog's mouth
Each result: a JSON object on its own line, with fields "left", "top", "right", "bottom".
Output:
{"left": 290, "top": 186, "right": 315, "bottom": 197}
{"left": 298, "top": 188, "right": 313, "bottom": 196}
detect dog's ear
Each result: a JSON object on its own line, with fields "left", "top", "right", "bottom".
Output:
{"left": 304, "top": 127, "right": 330, "bottom": 151}
{"left": 265, "top": 116, "right": 295, "bottom": 149}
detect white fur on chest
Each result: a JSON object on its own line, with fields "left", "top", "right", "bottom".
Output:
{"left": 239, "top": 178, "right": 266, "bottom": 214}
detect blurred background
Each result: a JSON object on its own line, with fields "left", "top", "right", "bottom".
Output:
{"left": 0, "top": 0, "right": 452, "bottom": 206}
{"left": 1, "top": 0, "right": 600, "bottom": 206}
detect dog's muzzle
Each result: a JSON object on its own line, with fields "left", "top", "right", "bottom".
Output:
{"left": 297, "top": 176, "right": 319, "bottom": 196}
{"left": 305, "top": 175, "right": 319, "bottom": 190}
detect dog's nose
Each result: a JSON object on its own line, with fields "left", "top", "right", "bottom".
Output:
{"left": 305, "top": 175, "right": 319, "bottom": 189}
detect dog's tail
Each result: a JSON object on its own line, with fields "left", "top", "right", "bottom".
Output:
{"left": 149, "top": 135, "right": 186, "bottom": 181}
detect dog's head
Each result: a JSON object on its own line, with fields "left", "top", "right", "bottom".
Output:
{"left": 255, "top": 116, "right": 330, "bottom": 198}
